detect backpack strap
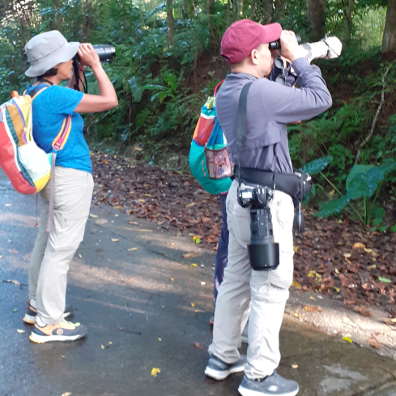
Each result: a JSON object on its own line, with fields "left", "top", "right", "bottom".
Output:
{"left": 28, "top": 84, "right": 73, "bottom": 152}
{"left": 51, "top": 115, "right": 72, "bottom": 152}
{"left": 27, "top": 83, "right": 74, "bottom": 232}
{"left": 213, "top": 80, "right": 224, "bottom": 96}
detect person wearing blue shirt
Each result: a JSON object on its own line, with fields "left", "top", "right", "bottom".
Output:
{"left": 22, "top": 30, "right": 118, "bottom": 343}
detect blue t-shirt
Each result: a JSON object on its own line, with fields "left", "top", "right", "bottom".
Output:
{"left": 27, "top": 84, "right": 92, "bottom": 173}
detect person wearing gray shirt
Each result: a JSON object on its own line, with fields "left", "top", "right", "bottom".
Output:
{"left": 204, "top": 19, "right": 332, "bottom": 396}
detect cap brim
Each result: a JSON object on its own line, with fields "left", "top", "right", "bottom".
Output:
{"left": 262, "top": 23, "right": 282, "bottom": 43}
{"left": 25, "top": 41, "right": 80, "bottom": 77}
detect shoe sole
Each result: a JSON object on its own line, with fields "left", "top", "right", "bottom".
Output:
{"left": 238, "top": 385, "right": 299, "bottom": 396}
{"left": 29, "top": 332, "right": 86, "bottom": 344}
{"left": 22, "top": 314, "right": 36, "bottom": 325}
{"left": 205, "top": 364, "right": 245, "bottom": 381}
{"left": 23, "top": 311, "right": 72, "bottom": 326}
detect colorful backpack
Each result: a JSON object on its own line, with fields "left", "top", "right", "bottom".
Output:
{"left": 188, "top": 82, "right": 232, "bottom": 195}
{"left": 0, "top": 87, "right": 71, "bottom": 194}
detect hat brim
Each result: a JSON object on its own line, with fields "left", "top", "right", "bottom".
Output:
{"left": 261, "top": 23, "right": 282, "bottom": 44}
{"left": 25, "top": 41, "right": 80, "bottom": 77}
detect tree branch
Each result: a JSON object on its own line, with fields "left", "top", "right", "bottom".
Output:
{"left": 354, "top": 64, "right": 392, "bottom": 165}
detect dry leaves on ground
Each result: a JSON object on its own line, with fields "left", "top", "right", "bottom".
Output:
{"left": 92, "top": 152, "right": 396, "bottom": 316}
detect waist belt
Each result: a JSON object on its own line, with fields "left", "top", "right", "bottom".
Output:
{"left": 234, "top": 166, "right": 309, "bottom": 202}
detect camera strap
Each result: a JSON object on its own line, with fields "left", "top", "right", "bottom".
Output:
{"left": 235, "top": 81, "right": 253, "bottom": 182}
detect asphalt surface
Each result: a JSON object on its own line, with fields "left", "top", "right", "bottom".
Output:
{"left": 1, "top": 170, "right": 396, "bottom": 396}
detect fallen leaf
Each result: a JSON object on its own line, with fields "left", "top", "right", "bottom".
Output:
{"left": 193, "top": 342, "right": 204, "bottom": 350}
{"left": 384, "top": 318, "right": 396, "bottom": 325}
{"left": 307, "top": 270, "right": 321, "bottom": 280}
{"left": 378, "top": 276, "right": 392, "bottom": 283}
{"left": 303, "top": 305, "right": 322, "bottom": 312}
{"left": 368, "top": 336, "right": 381, "bottom": 349}
{"left": 352, "top": 242, "right": 365, "bottom": 249}
{"left": 182, "top": 252, "right": 199, "bottom": 259}
{"left": 292, "top": 280, "right": 302, "bottom": 289}
{"left": 353, "top": 306, "right": 371, "bottom": 317}
{"left": 191, "top": 263, "right": 198, "bottom": 268}
{"left": 151, "top": 368, "right": 161, "bottom": 377}
{"left": 192, "top": 235, "right": 202, "bottom": 244}
{"left": 3, "top": 279, "right": 22, "bottom": 287}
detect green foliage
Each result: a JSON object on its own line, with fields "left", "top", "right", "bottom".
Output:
{"left": 301, "top": 156, "right": 333, "bottom": 175}
{"left": 316, "top": 161, "right": 396, "bottom": 226}
{"left": 0, "top": 0, "right": 395, "bottom": 225}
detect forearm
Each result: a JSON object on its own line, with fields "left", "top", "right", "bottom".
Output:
{"left": 263, "top": 59, "right": 332, "bottom": 123}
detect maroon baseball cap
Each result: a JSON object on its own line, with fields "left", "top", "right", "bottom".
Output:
{"left": 220, "top": 19, "right": 282, "bottom": 64}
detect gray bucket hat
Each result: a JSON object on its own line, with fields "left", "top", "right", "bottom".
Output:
{"left": 24, "top": 30, "right": 80, "bottom": 77}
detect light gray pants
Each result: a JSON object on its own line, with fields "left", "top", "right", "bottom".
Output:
{"left": 209, "top": 180, "right": 295, "bottom": 379}
{"left": 29, "top": 167, "right": 94, "bottom": 325}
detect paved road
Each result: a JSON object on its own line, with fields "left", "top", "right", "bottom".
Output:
{"left": 0, "top": 170, "right": 395, "bottom": 396}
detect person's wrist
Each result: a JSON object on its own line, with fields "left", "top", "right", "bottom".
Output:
{"left": 90, "top": 62, "right": 103, "bottom": 71}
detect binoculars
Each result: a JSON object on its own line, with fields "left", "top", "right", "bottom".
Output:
{"left": 74, "top": 44, "right": 116, "bottom": 63}
{"left": 92, "top": 44, "right": 116, "bottom": 62}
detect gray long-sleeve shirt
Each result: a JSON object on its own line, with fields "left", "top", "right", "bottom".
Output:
{"left": 216, "top": 57, "right": 332, "bottom": 173}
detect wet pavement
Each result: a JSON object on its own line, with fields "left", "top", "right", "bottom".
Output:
{"left": 1, "top": 170, "right": 396, "bottom": 396}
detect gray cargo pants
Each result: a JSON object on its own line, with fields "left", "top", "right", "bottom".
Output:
{"left": 29, "top": 167, "right": 94, "bottom": 325}
{"left": 208, "top": 179, "right": 295, "bottom": 379}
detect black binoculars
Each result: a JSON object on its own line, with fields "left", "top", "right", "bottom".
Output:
{"left": 74, "top": 44, "right": 116, "bottom": 63}
{"left": 92, "top": 44, "right": 116, "bottom": 62}
{"left": 269, "top": 35, "right": 301, "bottom": 50}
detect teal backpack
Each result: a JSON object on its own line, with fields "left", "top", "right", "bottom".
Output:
{"left": 188, "top": 82, "right": 232, "bottom": 195}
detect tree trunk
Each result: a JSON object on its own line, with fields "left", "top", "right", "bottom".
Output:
{"left": 182, "top": 0, "right": 194, "bottom": 18}
{"left": 252, "top": 0, "right": 273, "bottom": 24}
{"left": 231, "top": 0, "right": 240, "bottom": 18}
{"left": 307, "top": 0, "right": 326, "bottom": 41}
{"left": 342, "top": 0, "right": 354, "bottom": 42}
{"left": 166, "top": 0, "right": 175, "bottom": 46}
{"left": 208, "top": 0, "right": 216, "bottom": 50}
{"left": 273, "top": 0, "right": 286, "bottom": 20}
{"left": 382, "top": 0, "right": 396, "bottom": 54}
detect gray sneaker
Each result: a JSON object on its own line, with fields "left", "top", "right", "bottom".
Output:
{"left": 204, "top": 354, "right": 246, "bottom": 380}
{"left": 238, "top": 372, "right": 299, "bottom": 396}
